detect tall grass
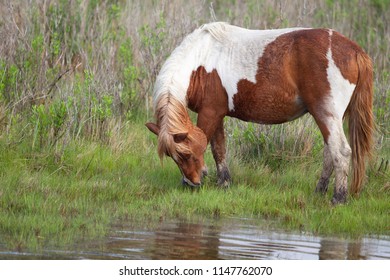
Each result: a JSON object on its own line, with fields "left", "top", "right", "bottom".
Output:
{"left": 0, "top": 0, "right": 389, "bottom": 157}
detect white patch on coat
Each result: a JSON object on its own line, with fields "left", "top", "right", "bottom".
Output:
{"left": 153, "top": 22, "right": 306, "bottom": 111}
{"left": 326, "top": 43, "right": 356, "bottom": 121}
{"left": 325, "top": 34, "right": 354, "bottom": 171}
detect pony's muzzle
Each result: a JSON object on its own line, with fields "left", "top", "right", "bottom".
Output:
{"left": 181, "top": 166, "right": 207, "bottom": 187}
{"left": 182, "top": 177, "right": 201, "bottom": 187}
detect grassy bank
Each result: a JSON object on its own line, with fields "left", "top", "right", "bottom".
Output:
{"left": 0, "top": 118, "right": 389, "bottom": 251}
{"left": 0, "top": 0, "right": 389, "bottom": 251}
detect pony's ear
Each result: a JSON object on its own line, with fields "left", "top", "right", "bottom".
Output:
{"left": 145, "top": 123, "right": 160, "bottom": 136}
{"left": 173, "top": 132, "right": 188, "bottom": 143}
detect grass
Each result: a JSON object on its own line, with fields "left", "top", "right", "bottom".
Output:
{"left": 0, "top": 118, "right": 389, "bottom": 251}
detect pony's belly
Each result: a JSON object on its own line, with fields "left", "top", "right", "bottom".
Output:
{"left": 229, "top": 94, "right": 307, "bottom": 124}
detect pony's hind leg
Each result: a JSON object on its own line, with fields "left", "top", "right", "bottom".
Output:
{"left": 210, "top": 120, "right": 231, "bottom": 187}
{"left": 312, "top": 113, "right": 351, "bottom": 204}
{"left": 315, "top": 143, "right": 333, "bottom": 194}
{"left": 327, "top": 120, "right": 352, "bottom": 204}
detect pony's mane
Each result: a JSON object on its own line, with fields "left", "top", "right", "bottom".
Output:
{"left": 155, "top": 95, "right": 196, "bottom": 160}
{"left": 199, "top": 22, "right": 231, "bottom": 42}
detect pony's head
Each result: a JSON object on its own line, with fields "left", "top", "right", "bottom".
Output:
{"left": 146, "top": 122, "right": 208, "bottom": 187}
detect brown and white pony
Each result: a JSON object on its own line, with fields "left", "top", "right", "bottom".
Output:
{"left": 146, "top": 22, "right": 373, "bottom": 204}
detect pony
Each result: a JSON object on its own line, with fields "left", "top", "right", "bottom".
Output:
{"left": 146, "top": 22, "right": 373, "bottom": 204}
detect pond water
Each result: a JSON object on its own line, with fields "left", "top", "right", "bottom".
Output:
{"left": 1, "top": 218, "right": 389, "bottom": 260}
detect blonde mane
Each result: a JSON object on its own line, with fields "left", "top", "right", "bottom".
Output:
{"left": 155, "top": 95, "right": 196, "bottom": 160}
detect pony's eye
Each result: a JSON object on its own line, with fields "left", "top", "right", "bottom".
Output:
{"left": 181, "top": 153, "right": 191, "bottom": 160}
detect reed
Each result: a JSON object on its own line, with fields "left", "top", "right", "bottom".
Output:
{"left": 0, "top": 0, "right": 388, "bottom": 151}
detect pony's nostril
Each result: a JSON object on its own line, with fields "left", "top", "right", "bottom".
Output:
{"left": 182, "top": 178, "right": 188, "bottom": 186}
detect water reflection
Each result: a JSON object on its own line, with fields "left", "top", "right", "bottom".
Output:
{"left": 319, "top": 239, "right": 363, "bottom": 260}
{"left": 1, "top": 218, "right": 389, "bottom": 259}
{"left": 105, "top": 218, "right": 390, "bottom": 260}
{"left": 108, "top": 221, "right": 221, "bottom": 260}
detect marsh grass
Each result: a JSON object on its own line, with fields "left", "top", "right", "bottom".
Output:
{"left": 1, "top": 120, "right": 389, "bottom": 251}
{"left": 0, "top": 0, "right": 389, "bottom": 251}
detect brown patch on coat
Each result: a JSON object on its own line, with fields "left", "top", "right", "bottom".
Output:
{"left": 231, "top": 29, "right": 333, "bottom": 141}
{"left": 330, "top": 31, "right": 360, "bottom": 84}
{"left": 186, "top": 66, "right": 229, "bottom": 141}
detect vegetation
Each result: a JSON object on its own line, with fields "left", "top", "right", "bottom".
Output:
{"left": 0, "top": 0, "right": 389, "bottom": 251}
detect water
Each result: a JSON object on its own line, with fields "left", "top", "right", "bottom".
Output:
{"left": 1, "top": 218, "right": 389, "bottom": 259}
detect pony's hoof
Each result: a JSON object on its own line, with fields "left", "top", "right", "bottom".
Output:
{"left": 217, "top": 175, "right": 232, "bottom": 189}
{"left": 217, "top": 179, "right": 231, "bottom": 188}
{"left": 217, "top": 168, "right": 232, "bottom": 188}
{"left": 331, "top": 191, "right": 347, "bottom": 205}
{"left": 315, "top": 178, "right": 330, "bottom": 194}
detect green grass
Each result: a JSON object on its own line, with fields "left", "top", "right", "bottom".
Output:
{"left": 0, "top": 119, "right": 389, "bottom": 251}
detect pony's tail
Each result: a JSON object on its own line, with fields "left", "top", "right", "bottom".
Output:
{"left": 346, "top": 52, "right": 374, "bottom": 195}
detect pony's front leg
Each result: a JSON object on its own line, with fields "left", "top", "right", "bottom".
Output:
{"left": 210, "top": 120, "right": 231, "bottom": 187}
{"left": 196, "top": 109, "right": 231, "bottom": 187}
